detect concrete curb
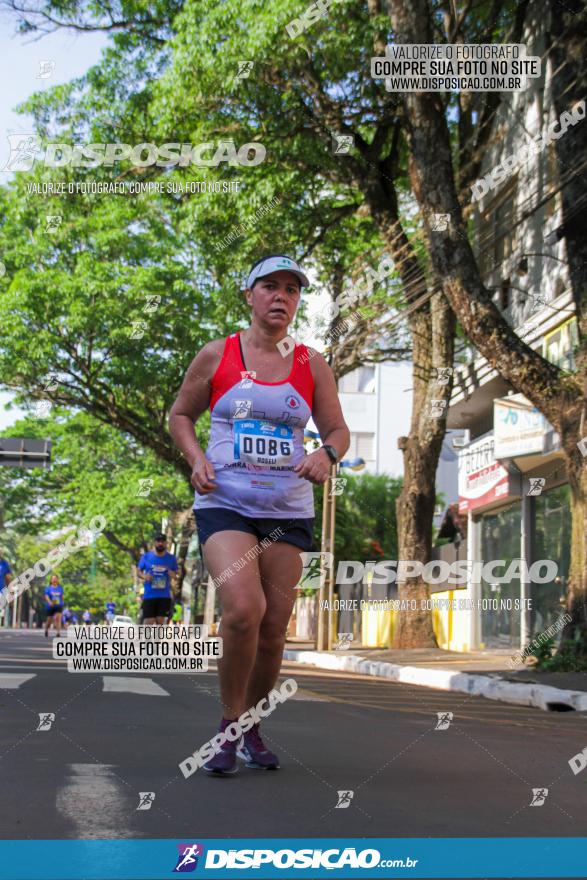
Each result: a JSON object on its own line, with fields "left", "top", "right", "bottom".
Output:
{"left": 283, "top": 649, "right": 587, "bottom": 712}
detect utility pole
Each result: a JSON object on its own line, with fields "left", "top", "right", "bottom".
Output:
{"left": 1, "top": 439, "right": 52, "bottom": 629}
{"left": 317, "top": 464, "right": 337, "bottom": 651}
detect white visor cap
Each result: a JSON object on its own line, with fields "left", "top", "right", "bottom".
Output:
{"left": 246, "top": 255, "right": 310, "bottom": 290}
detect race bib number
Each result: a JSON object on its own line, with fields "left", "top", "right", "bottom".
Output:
{"left": 151, "top": 567, "right": 167, "bottom": 590}
{"left": 233, "top": 420, "right": 294, "bottom": 467}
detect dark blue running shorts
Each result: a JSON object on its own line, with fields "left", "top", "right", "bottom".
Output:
{"left": 194, "top": 508, "right": 315, "bottom": 554}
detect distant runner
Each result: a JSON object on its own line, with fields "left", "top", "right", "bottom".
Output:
{"left": 105, "top": 600, "right": 116, "bottom": 624}
{"left": 82, "top": 610, "right": 92, "bottom": 626}
{"left": 137, "top": 534, "right": 179, "bottom": 625}
{"left": 0, "top": 548, "right": 12, "bottom": 626}
{"left": 44, "top": 574, "right": 64, "bottom": 638}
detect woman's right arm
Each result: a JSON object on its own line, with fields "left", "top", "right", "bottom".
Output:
{"left": 169, "top": 340, "right": 224, "bottom": 493}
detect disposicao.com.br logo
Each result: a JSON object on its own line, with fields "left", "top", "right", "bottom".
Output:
{"left": 173, "top": 843, "right": 204, "bottom": 872}
{"left": 199, "top": 846, "right": 403, "bottom": 870}
{"left": 1, "top": 134, "right": 266, "bottom": 172}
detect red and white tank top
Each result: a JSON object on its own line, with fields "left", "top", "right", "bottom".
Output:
{"left": 194, "top": 332, "right": 315, "bottom": 518}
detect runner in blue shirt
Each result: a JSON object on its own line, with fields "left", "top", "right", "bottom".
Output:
{"left": 0, "top": 551, "right": 12, "bottom": 591}
{"left": 105, "top": 600, "right": 116, "bottom": 624}
{"left": 82, "top": 610, "right": 92, "bottom": 626}
{"left": 137, "top": 534, "right": 178, "bottom": 625}
{"left": 0, "top": 550, "right": 12, "bottom": 627}
{"left": 43, "top": 574, "right": 64, "bottom": 638}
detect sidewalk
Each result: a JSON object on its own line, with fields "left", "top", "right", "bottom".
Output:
{"left": 283, "top": 641, "right": 587, "bottom": 712}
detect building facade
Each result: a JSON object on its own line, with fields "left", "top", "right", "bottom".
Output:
{"left": 438, "top": 4, "right": 575, "bottom": 651}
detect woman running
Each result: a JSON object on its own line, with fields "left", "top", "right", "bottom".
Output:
{"left": 170, "top": 254, "right": 349, "bottom": 775}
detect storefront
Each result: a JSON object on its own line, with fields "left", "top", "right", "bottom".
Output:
{"left": 457, "top": 396, "right": 569, "bottom": 651}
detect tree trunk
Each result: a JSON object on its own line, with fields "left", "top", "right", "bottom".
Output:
{"left": 363, "top": 179, "right": 455, "bottom": 647}
{"left": 394, "top": 294, "right": 455, "bottom": 647}
{"left": 561, "top": 460, "right": 587, "bottom": 642}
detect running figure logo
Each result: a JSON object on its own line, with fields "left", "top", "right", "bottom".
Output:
{"left": 143, "top": 294, "right": 161, "bottom": 314}
{"left": 329, "top": 477, "right": 347, "bottom": 496}
{"left": 130, "top": 321, "right": 147, "bottom": 339}
{"left": 332, "top": 135, "right": 354, "bottom": 154}
{"left": 435, "top": 711, "right": 453, "bottom": 730}
{"left": 2, "top": 133, "right": 41, "bottom": 172}
{"left": 37, "top": 713, "right": 55, "bottom": 731}
{"left": 297, "top": 552, "right": 332, "bottom": 591}
{"left": 136, "top": 792, "right": 155, "bottom": 810}
{"left": 32, "top": 400, "right": 52, "bottom": 418}
{"left": 430, "top": 213, "right": 451, "bottom": 231}
{"left": 232, "top": 400, "right": 252, "bottom": 419}
{"left": 235, "top": 61, "right": 254, "bottom": 80}
{"left": 527, "top": 478, "right": 546, "bottom": 496}
{"left": 428, "top": 399, "right": 447, "bottom": 419}
{"left": 335, "top": 790, "right": 354, "bottom": 809}
{"left": 37, "top": 60, "right": 56, "bottom": 79}
{"left": 45, "top": 215, "right": 62, "bottom": 233}
{"left": 173, "top": 843, "right": 204, "bottom": 872}
{"left": 530, "top": 788, "right": 549, "bottom": 806}
{"left": 334, "top": 632, "right": 353, "bottom": 650}
{"left": 432, "top": 366, "right": 453, "bottom": 385}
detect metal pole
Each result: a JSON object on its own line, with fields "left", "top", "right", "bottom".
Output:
{"left": 204, "top": 574, "right": 216, "bottom": 634}
{"left": 520, "top": 493, "right": 532, "bottom": 649}
{"left": 13, "top": 589, "right": 20, "bottom": 629}
{"left": 467, "top": 512, "right": 482, "bottom": 650}
{"left": 326, "top": 463, "right": 337, "bottom": 650}
{"left": 317, "top": 477, "right": 331, "bottom": 651}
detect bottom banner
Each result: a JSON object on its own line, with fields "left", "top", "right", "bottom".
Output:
{"left": 0, "top": 837, "right": 584, "bottom": 879}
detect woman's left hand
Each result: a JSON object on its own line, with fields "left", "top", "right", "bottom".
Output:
{"left": 294, "top": 448, "right": 332, "bottom": 485}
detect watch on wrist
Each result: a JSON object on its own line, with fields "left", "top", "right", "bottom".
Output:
{"left": 322, "top": 444, "right": 339, "bottom": 464}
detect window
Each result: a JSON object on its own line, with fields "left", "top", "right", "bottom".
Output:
{"left": 479, "top": 182, "right": 518, "bottom": 279}
{"left": 338, "top": 366, "right": 375, "bottom": 394}
{"left": 543, "top": 318, "right": 578, "bottom": 371}
{"left": 356, "top": 433, "right": 374, "bottom": 460}
{"left": 348, "top": 432, "right": 375, "bottom": 461}
{"left": 499, "top": 279, "right": 511, "bottom": 311}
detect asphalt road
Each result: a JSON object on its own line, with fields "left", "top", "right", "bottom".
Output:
{"left": 1, "top": 628, "right": 586, "bottom": 842}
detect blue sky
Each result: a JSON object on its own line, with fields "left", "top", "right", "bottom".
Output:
{"left": 0, "top": 13, "right": 107, "bottom": 430}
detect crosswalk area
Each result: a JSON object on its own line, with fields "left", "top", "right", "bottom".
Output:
{"left": 0, "top": 671, "right": 173, "bottom": 694}
{"left": 2, "top": 629, "right": 587, "bottom": 841}
{"left": 0, "top": 631, "right": 343, "bottom": 840}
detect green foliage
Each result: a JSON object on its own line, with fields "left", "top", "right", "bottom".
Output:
{"left": 313, "top": 471, "right": 401, "bottom": 564}
{"left": 1, "top": 411, "right": 191, "bottom": 549}
{"left": 531, "top": 632, "right": 587, "bottom": 673}
{"left": 13, "top": 531, "right": 132, "bottom": 620}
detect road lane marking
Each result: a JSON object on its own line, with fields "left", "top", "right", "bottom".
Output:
{"left": 102, "top": 676, "right": 169, "bottom": 696}
{"left": 56, "top": 764, "right": 135, "bottom": 838}
{"left": 288, "top": 687, "right": 331, "bottom": 701}
{"left": 0, "top": 673, "right": 36, "bottom": 689}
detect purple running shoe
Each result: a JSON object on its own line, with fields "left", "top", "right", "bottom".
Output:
{"left": 237, "top": 723, "right": 280, "bottom": 770}
{"left": 202, "top": 718, "right": 239, "bottom": 775}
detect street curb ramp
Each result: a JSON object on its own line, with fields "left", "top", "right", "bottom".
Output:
{"left": 283, "top": 649, "right": 587, "bottom": 712}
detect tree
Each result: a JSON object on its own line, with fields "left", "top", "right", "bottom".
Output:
{"left": 1, "top": 411, "right": 192, "bottom": 553}
{"left": 386, "top": 0, "right": 587, "bottom": 651}
{"left": 0, "top": 0, "right": 447, "bottom": 645}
